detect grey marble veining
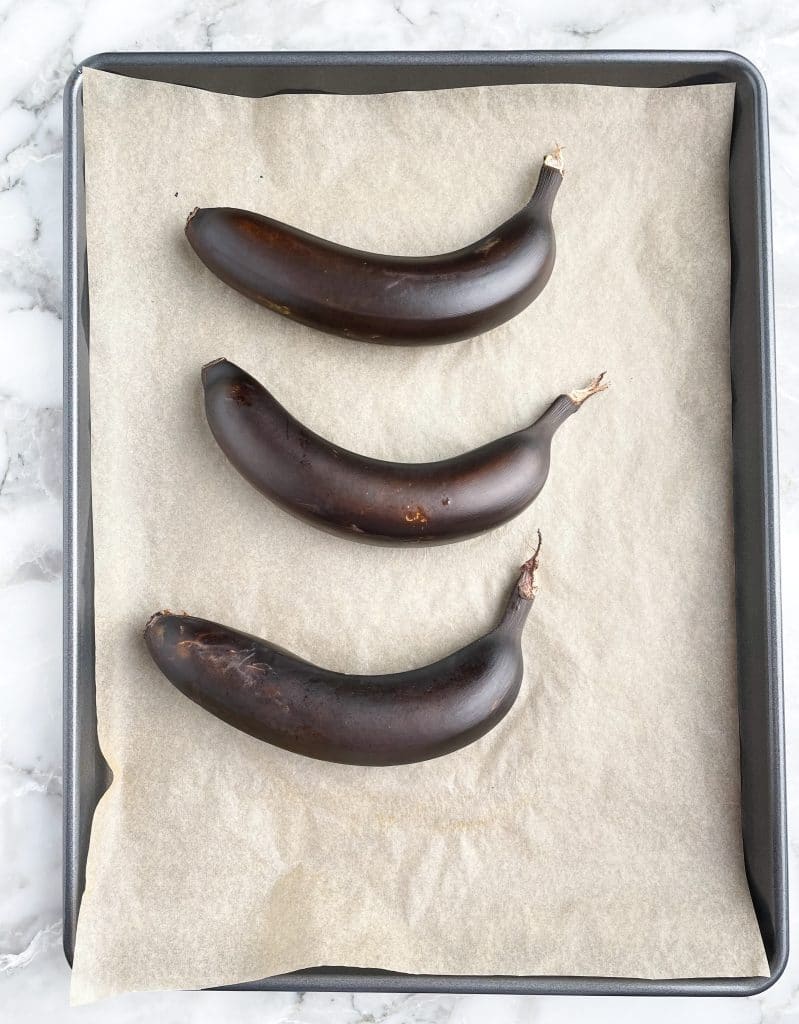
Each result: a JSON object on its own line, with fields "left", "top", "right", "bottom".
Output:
{"left": 0, "top": 1, "right": 796, "bottom": 1020}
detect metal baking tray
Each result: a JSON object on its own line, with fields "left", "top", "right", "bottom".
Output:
{"left": 63, "top": 50, "right": 786, "bottom": 997}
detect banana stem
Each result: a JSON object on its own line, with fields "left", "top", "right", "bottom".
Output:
{"left": 568, "top": 372, "right": 608, "bottom": 407}
{"left": 517, "top": 530, "right": 543, "bottom": 601}
{"left": 544, "top": 143, "right": 565, "bottom": 175}
{"left": 498, "top": 532, "right": 542, "bottom": 635}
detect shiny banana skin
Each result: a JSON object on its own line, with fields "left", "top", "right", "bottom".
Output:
{"left": 202, "top": 357, "right": 606, "bottom": 544}
{"left": 185, "top": 150, "right": 564, "bottom": 345}
{"left": 144, "top": 539, "right": 542, "bottom": 766}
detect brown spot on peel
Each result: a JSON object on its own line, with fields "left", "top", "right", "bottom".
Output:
{"left": 262, "top": 298, "right": 291, "bottom": 317}
{"left": 230, "top": 382, "right": 253, "bottom": 407}
{"left": 404, "top": 506, "right": 428, "bottom": 525}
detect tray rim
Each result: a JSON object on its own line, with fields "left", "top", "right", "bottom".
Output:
{"left": 62, "top": 48, "right": 786, "bottom": 998}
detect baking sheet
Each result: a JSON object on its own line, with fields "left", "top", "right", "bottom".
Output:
{"left": 71, "top": 69, "right": 767, "bottom": 1002}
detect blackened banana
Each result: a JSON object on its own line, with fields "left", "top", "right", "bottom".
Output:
{"left": 144, "top": 537, "right": 543, "bottom": 766}
{"left": 185, "top": 149, "right": 564, "bottom": 345}
{"left": 202, "top": 357, "right": 607, "bottom": 543}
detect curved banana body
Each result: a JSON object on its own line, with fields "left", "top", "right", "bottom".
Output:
{"left": 202, "top": 358, "right": 606, "bottom": 543}
{"left": 145, "top": 543, "right": 542, "bottom": 766}
{"left": 185, "top": 153, "right": 564, "bottom": 345}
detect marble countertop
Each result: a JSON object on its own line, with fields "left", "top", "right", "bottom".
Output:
{"left": 0, "top": 1, "right": 795, "bottom": 1021}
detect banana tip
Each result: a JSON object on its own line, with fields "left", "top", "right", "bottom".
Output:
{"left": 144, "top": 610, "right": 170, "bottom": 641}
{"left": 201, "top": 357, "right": 229, "bottom": 386}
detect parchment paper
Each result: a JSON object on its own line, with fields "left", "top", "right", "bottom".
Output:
{"left": 72, "top": 68, "right": 768, "bottom": 1002}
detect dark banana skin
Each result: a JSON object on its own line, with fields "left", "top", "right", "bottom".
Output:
{"left": 203, "top": 358, "right": 607, "bottom": 544}
{"left": 144, "top": 539, "right": 542, "bottom": 766}
{"left": 184, "top": 153, "right": 563, "bottom": 345}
